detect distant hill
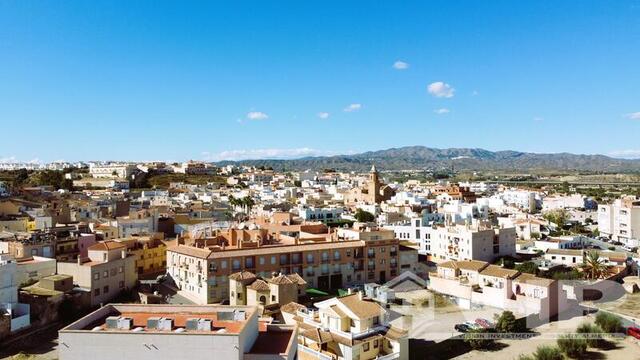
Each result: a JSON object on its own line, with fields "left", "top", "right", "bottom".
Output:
{"left": 215, "top": 146, "right": 640, "bottom": 172}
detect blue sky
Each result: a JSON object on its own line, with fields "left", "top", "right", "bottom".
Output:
{"left": 1, "top": 0, "right": 639, "bottom": 163}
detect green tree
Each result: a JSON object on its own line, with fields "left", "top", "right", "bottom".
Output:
{"left": 595, "top": 312, "right": 623, "bottom": 333}
{"left": 354, "top": 209, "right": 375, "bottom": 222}
{"left": 543, "top": 209, "right": 569, "bottom": 228}
{"left": 576, "top": 322, "right": 604, "bottom": 348}
{"left": 515, "top": 261, "right": 538, "bottom": 275}
{"left": 557, "top": 335, "right": 587, "bottom": 358}
{"left": 580, "top": 251, "right": 608, "bottom": 280}
{"left": 495, "top": 311, "right": 520, "bottom": 333}
{"left": 532, "top": 345, "right": 563, "bottom": 360}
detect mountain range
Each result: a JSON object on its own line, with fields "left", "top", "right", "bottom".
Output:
{"left": 215, "top": 146, "right": 640, "bottom": 172}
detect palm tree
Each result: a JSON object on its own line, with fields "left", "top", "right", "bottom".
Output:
{"left": 580, "top": 251, "right": 608, "bottom": 280}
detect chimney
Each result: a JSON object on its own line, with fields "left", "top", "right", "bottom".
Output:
{"left": 357, "top": 291, "right": 364, "bottom": 301}
{"left": 121, "top": 249, "right": 126, "bottom": 259}
{"left": 77, "top": 256, "right": 82, "bottom": 265}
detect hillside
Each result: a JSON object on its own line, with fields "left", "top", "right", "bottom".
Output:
{"left": 215, "top": 146, "right": 640, "bottom": 172}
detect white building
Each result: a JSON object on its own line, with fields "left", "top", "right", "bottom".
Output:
{"left": 542, "top": 194, "right": 587, "bottom": 211}
{"left": 58, "top": 304, "right": 297, "bottom": 360}
{"left": 89, "top": 163, "right": 136, "bottom": 179}
{"left": 297, "top": 205, "right": 344, "bottom": 223}
{"left": 426, "top": 222, "right": 517, "bottom": 263}
{"left": 384, "top": 213, "right": 443, "bottom": 254}
{"left": 500, "top": 189, "right": 540, "bottom": 212}
{"left": 0, "top": 253, "right": 31, "bottom": 334}
{"left": 284, "top": 293, "right": 408, "bottom": 360}
{"left": 598, "top": 196, "right": 640, "bottom": 245}
{"left": 16, "top": 256, "right": 57, "bottom": 286}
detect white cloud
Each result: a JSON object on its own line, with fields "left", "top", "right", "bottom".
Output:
{"left": 533, "top": 116, "right": 544, "bottom": 122}
{"left": 202, "top": 148, "right": 349, "bottom": 162}
{"left": 317, "top": 112, "right": 330, "bottom": 119}
{"left": 609, "top": 149, "right": 640, "bottom": 159}
{"left": 392, "top": 61, "right": 409, "bottom": 70}
{"left": 472, "top": 90, "right": 479, "bottom": 96}
{"left": 246, "top": 111, "right": 269, "bottom": 120}
{"left": 624, "top": 112, "right": 640, "bottom": 120}
{"left": 344, "top": 103, "right": 362, "bottom": 112}
{"left": 434, "top": 108, "right": 450, "bottom": 114}
{"left": 427, "top": 81, "right": 455, "bottom": 98}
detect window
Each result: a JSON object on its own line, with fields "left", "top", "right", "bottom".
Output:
{"left": 334, "top": 250, "right": 341, "bottom": 260}
{"left": 94, "top": 288, "right": 100, "bottom": 296}
{"left": 119, "top": 281, "right": 124, "bottom": 288}
{"left": 103, "top": 286, "right": 109, "bottom": 294}
{"left": 363, "top": 342, "right": 370, "bottom": 352}
{"left": 93, "top": 272, "right": 100, "bottom": 280}
{"left": 271, "top": 295, "right": 276, "bottom": 302}
{"left": 271, "top": 256, "right": 276, "bottom": 265}
{"left": 110, "top": 268, "right": 116, "bottom": 276}
{"left": 374, "top": 339, "right": 379, "bottom": 348}
{"left": 307, "top": 253, "right": 314, "bottom": 263}
{"left": 221, "top": 260, "right": 227, "bottom": 269}
{"left": 259, "top": 256, "right": 265, "bottom": 265}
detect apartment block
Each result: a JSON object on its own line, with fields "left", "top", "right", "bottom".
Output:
{"left": 598, "top": 196, "right": 640, "bottom": 246}
{"left": 57, "top": 241, "right": 137, "bottom": 306}
{"left": 166, "top": 225, "right": 404, "bottom": 304}
{"left": 426, "top": 222, "right": 516, "bottom": 263}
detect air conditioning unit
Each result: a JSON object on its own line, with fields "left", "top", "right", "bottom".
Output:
{"left": 118, "top": 317, "right": 133, "bottom": 330}
{"left": 185, "top": 318, "right": 200, "bottom": 331}
{"left": 197, "top": 319, "right": 212, "bottom": 331}
{"left": 106, "top": 316, "right": 120, "bottom": 329}
{"left": 147, "top": 317, "right": 161, "bottom": 329}
{"left": 157, "top": 317, "right": 174, "bottom": 331}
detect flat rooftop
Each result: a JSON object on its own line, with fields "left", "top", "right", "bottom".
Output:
{"left": 248, "top": 327, "right": 295, "bottom": 355}
{"left": 61, "top": 304, "right": 257, "bottom": 335}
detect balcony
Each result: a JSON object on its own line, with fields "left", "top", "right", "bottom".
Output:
{"left": 320, "top": 258, "right": 330, "bottom": 264}
{"left": 390, "top": 251, "right": 397, "bottom": 257}
{"left": 368, "top": 253, "right": 376, "bottom": 259}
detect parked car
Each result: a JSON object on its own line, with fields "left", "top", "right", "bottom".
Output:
{"left": 627, "top": 327, "right": 640, "bottom": 340}
{"left": 475, "top": 318, "right": 493, "bottom": 329}
{"left": 454, "top": 324, "right": 472, "bottom": 333}
{"left": 464, "top": 321, "right": 481, "bottom": 330}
